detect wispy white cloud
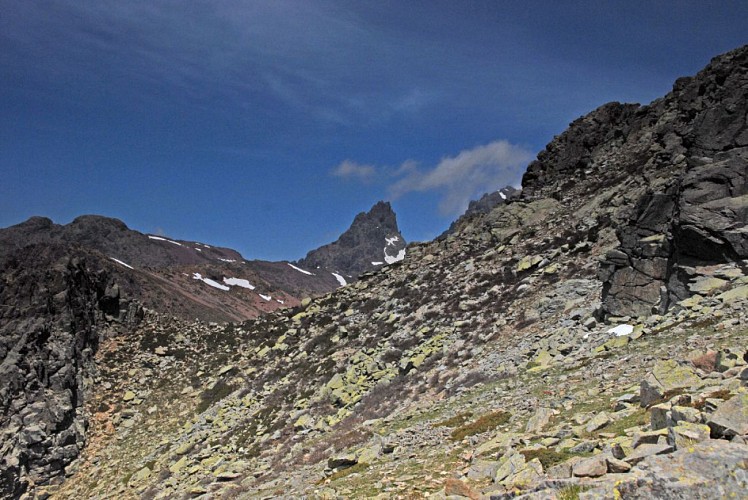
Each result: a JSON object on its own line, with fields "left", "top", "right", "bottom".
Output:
{"left": 333, "top": 140, "right": 532, "bottom": 216}
{"left": 331, "top": 160, "right": 376, "bottom": 181}
{"left": 389, "top": 140, "right": 532, "bottom": 215}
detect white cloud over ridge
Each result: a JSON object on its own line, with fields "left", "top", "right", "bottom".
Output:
{"left": 331, "top": 160, "right": 376, "bottom": 181}
{"left": 331, "top": 140, "right": 533, "bottom": 216}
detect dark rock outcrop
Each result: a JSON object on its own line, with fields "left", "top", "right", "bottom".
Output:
{"left": 0, "top": 245, "right": 140, "bottom": 496}
{"left": 522, "top": 45, "right": 748, "bottom": 317}
{"left": 297, "top": 201, "right": 406, "bottom": 277}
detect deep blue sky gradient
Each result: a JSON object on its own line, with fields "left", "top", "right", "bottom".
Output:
{"left": 1, "top": 1, "right": 746, "bottom": 260}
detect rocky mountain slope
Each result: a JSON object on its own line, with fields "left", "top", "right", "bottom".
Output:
{"left": 2, "top": 45, "right": 748, "bottom": 499}
{"left": 297, "top": 201, "right": 407, "bottom": 277}
{"left": 0, "top": 201, "right": 405, "bottom": 323}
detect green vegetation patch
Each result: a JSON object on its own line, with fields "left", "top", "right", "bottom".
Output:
{"left": 558, "top": 484, "right": 588, "bottom": 500}
{"left": 450, "top": 410, "right": 511, "bottom": 441}
{"left": 598, "top": 409, "right": 647, "bottom": 436}
{"left": 433, "top": 411, "right": 473, "bottom": 428}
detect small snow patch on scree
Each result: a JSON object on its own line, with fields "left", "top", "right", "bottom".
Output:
{"left": 372, "top": 261, "right": 384, "bottom": 266}
{"left": 608, "top": 324, "right": 634, "bottom": 336}
{"left": 288, "top": 263, "right": 314, "bottom": 275}
{"left": 192, "top": 273, "right": 230, "bottom": 291}
{"left": 110, "top": 258, "right": 133, "bottom": 270}
{"left": 385, "top": 236, "right": 400, "bottom": 246}
{"left": 148, "top": 235, "right": 183, "bottom": 246}
{"left": 331, "top": 272, "right": 347, "bottom": 286}
{"left": 223, "top": 277, "right": 255, "bottom": 290}
{"left": 384, "top": 248, "right": 406, "bottom": 265}
{"left": 499, "top": 191, "right": 507, "bottom": 200}
{"left": 258, "top": 294, "right": 271, "bottom": 301}
{"left": 218, "top": 258, "right": 236, "bottom": 263}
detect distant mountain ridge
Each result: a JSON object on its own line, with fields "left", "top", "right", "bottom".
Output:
{"left": 0, "top": 201, "right": 405, "bottom": 322}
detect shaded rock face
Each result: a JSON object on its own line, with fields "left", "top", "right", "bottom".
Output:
{"left": 522, "top": 45, "right": 748, "bottom": 317}
{"left": 297, "top": 201, "right": 406, "bottom": 277}
{"left": 600, "top": 153, "right": 747, "bottom": 316}
{"left": 0, "top": 245, "right": 135, "bottom": 497}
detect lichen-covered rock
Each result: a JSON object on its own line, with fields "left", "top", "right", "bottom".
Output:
{"left": 640, "top": 360, "right": 702, "bottom": 407}
{"left": 573, "top": 455, "right": 608, "bottom": 477}
{"left": 708, "top": 393, "right": 748, "bottom": 438}
{"left": 668, "top": 422, "right": 711, "bottom": 449}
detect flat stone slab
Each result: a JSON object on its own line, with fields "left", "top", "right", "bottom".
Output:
{"left": 624, "top": 443, "right": 674, "bottom": 465}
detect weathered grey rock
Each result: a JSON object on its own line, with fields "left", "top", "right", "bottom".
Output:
{"left": 585, "top": 440, "right": 748, "bottom": 498}
{"left": 573, "top": 455, "right": 608, "bottom": 477}
{"left": 525, "top": 407, "right": 554, "bottom": 434}
{"left": 606, "top": 456, "right": 632, "bottom": 473}
{"left": 467, "top": 460, "right": 499, "bottom": 480}
{"left": 668, "top": 422, "right": 711, "bottom": 450}
{"left": 624, "top": 443, "right": 674, "bottom": 465}
{"left": 639, "top": 360, "right": 701, "bottom": 407}
{"left": 585, "top": 412, "right": 612, "bottom": 433}
{"left": 708, "top": 393, "right": 748, "bottom": 438}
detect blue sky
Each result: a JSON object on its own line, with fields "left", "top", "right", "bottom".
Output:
{"left": 1, "top": 1, "right": 746, "bottom": 260}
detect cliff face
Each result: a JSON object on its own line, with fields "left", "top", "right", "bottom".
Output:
{"left": 522, "top": 45, "right": 748, "bottom": 317}
{"left": 0, "top": 245, "right": 141, "bottom": 497}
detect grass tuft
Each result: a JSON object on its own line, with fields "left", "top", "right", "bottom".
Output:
{"left": 450, "top": 410, "right": 511, "bottom": 441}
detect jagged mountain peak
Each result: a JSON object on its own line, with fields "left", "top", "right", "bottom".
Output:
{"left": 297, "top": 200, "right": 406, "bottom": 277}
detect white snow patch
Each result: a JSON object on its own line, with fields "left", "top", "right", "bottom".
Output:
{"left": 384, "top": 248, "right": 406, "bottom": 264}
{"left": 148, "top": 235, "right": 182, "bottom": 246}
{"left": 223, "top": 277, "right": 255, "bottom": 290}
{"left": 258, "top": 293, "right": 271, "bottom": 301}
{"left": 608, "top": 324, "right": 634, "bottom": 337}
{"left": 195, "top": 248, "right": 202, "bottom": 252}
{"left": 218, "top": 258, "right": 236, "bottom": 263}
{"left": 499, "top": 191, "right": 507, "bottom": 200}
{"left": 110, "top": 258, "right": 133, "bottom": 270}
{"left": 288, "top": 263, "right": 314, "bottom": 275}
{"left": 331, "top": 272, "right": 347, "bottom": 286}
{"left": 275, "top": 299, "right": 285, "bottom": 305}
{"left": 192, "top": 273, "right": 230, "bottom": 291}
{"left": 385, "top": 236, "right": 400, "bottom": 246}
{"left": 372, "top": 261, "right": 384, "bottom": 266}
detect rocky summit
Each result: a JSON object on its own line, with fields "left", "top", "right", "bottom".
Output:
{"left": 1, "top": 45, "right": 747, "bottom": 500}
{"left": 297, "top": 201, "right": 407, "bottom": 277}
